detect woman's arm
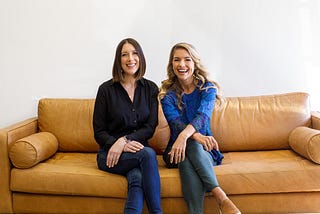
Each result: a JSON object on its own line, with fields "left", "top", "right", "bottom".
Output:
{"left": 161, "top": 83, "right": 218, "bottom": 163}
{"left": 160, "top": 92, "right": 187, "bottom": 136}
{"left": 93, "top": 85, "right": 117, "bottom": 149}
{"left": 192, "top": 132, "right": 219, "bottom": 151}
{"left": 169, "top": 124, "right": 195, "bottom": 164}
{"left": 161, "top": 93, "right": 193, "bottom": 163}
{"left": 190, "top": 85, "right": 218, "bottom": 151}
{"left": 190, "top": 85, "right": 216, "bottom": 133}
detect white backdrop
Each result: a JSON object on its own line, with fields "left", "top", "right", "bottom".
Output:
{"left": 1, "top": 0, "right": 320, "bottom": 128}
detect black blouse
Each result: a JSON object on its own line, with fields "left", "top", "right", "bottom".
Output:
{"left": 93, "top": 78, "right": 159, "bottom": 151}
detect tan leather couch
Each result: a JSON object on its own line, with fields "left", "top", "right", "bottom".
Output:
{"left": 1, "top": 92, "right": 320, "bottom": 214}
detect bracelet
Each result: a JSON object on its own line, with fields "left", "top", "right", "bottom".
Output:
{"left": 123, "top": 136, "right": 129, "bottom": 143}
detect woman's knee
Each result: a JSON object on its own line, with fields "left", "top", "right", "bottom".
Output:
{"left": 186, "top": 139, "right": 204, "bottom": 156}
{"left": 140, "top": 147, "right": 157, "bottom": 160}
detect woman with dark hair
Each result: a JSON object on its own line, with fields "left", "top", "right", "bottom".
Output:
{"left": 93, "top": 38, "right": 162, "bottom": 214}
{"left": 159, "top": 42, "right": 240, "bottom": 214}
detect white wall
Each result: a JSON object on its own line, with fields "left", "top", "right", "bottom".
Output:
{"left": 1, "top": 0, "right": 320, "bottom": 128}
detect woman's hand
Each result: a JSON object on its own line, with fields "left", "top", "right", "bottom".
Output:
{"left": 106, "top": 137, "right": 126, "bottom": 168}
{"left": 123, "top": 140, "right": 144, "bottom": 153}
{"left": 169, "top": 134, "right": 187, "bottom": 164}
{"left": 169, "top": 124, "right": 196, "bottom": 164}
{"left": 193, "top": 133, "right": 219, "bottom": 151}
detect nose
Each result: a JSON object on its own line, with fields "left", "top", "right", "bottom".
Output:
{"left": 128, "top": 53, "right": 134, "bottom": 61}
{"left": 179, "top": 60, "right": 185, "bottom": 67}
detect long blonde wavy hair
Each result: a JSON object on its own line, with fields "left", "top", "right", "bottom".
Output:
{"left": 159, "top": 42, "right": 223, "bottom": 109}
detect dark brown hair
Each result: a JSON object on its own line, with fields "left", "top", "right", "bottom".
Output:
{"left": 112, "top": 38, "right": 146, "bottom": 82}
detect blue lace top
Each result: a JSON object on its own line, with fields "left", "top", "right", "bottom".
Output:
{"left": 161, "top": 81, "right": 224, "bottom": 165}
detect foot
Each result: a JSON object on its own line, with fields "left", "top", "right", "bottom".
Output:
{"left": 220, "top": 198, "right": 241, "bottom": 214}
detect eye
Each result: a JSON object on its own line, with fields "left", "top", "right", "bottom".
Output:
{"left": 121, "top": 53, "right": 127, "bottom": 57}
{"left": 133, "top": 51, "right": 138, "bottom": 55}
{"left": 185, "top": 57, "right": 192, "bottom": 61}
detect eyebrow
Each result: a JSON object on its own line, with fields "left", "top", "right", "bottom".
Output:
{"left": 173, "top": 56, "right": 192, "bottom": 59}
{"left": 121, "top": 50, "right": 137, "bottom": 54}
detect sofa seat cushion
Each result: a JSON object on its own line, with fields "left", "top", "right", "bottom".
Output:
{"left": 159, "top": 150, "right": 320, "bottom": 196}
{"left": 11, "top": 150, "right": 320, "bottom": 198}
{"left": 216, "top": 150, "right": 320, "bottom": 194}
{"left": 11, "top": 153, "right": 128, "bottom": 198}
{"left": 10, "top": 153, "right": 179, "bottom": 198}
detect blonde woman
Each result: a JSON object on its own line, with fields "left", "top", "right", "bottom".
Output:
{"left": 159, "top": 42, "right": 240, "bottom": 214}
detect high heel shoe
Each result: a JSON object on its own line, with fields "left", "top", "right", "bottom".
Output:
{"left": 219, "top": 198, "right": 241, "bottom": 214}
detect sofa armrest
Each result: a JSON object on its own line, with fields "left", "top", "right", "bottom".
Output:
{"left": 311, "top": 111, "right": 320, "bottom": 130}
{"left": 289, "top": 126, "right": 320, "bottom": 164}
{"left": 0, "top": 117, "right": 38, "bottom": 213}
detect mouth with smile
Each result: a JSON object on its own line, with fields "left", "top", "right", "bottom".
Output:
{"left": 177, "top": 69, "right": 188, "bottom": 74}
{"left": 126, "top": 63, "right": 137, "bottom": 68}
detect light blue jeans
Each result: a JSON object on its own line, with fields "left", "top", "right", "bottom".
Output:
{"left": 164, "top": 140, "right": 219, "bottom": 214}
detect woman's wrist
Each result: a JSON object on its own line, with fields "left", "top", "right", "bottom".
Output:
{"left": 192, "top": 132, "right": 200, "bottom": 141}
{"left": 116, "top": 136, "right": 127, "bottom": 146}
{"left": 178, "top": 132, "right": 189, "bottom": 141}
{"left": 123, "top": 136, "right": 129, "bottom": 143}
{"left": 179, "top": 124, "right": 196, "bottom": 140}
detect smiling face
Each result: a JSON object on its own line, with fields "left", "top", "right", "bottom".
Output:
{"left": 121, "top": 42, "right": 140, "bottom": 77}
{"left": 172, "top": 48, "right": 195, "bottom": 83}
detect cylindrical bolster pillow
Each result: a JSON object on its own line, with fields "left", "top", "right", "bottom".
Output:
{"left": 9, "top": 132, "right": 58, "bottom": 168}
{"left": 289, "top": 126, "right": 320, "bottom": 164}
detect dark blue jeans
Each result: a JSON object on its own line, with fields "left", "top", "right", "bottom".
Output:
{"left": 97, "top": 147, "right": 162, "bottom": 214}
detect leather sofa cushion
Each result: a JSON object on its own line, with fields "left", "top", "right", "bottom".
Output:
{"left": 10, "top": 150, "right": 320, "bottom": 197}
{"left": 149, "top": 105, "right": 170, "bottom": 154}
{"left": 37, "top": 93, "right": 311, "bottom": 153}
{"left": 212, "top": 92, "right": 311, "bottom": 152}
{"left": 215, "top": 150, "right": 320, "bottom": 194}
{"left": 9, "top": 132, "right": 58, "bottom": 168}
{"left": 38, "top": 99, "right": 98, "bottom": 152}
{"left": 38, "top": 99, "right": 169, "bottom": 154}
{"left": 11, "top": 153, "right": 129, "bottom": 197}
{"left": 289, "top": 126, "right": 320, "bottom": 164}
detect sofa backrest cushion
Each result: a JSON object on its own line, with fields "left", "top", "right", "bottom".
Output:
{"left": 211, "top": 92, "right": 311, "bottom": 152}
{"left": 38, "top": 99, "right": 98, "bottom": 152}
{"left": 38, "top": 98, "right": 170, "bottom": 154}
{"left": 149, "top": 106, "right": 170, "bottom": 154}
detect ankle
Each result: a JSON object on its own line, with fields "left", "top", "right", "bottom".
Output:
{"left": 211, "top": 187, "right": 228, "bottom": 205}
{"left": 219, "top": 198, "right": 241, "bottom": 214}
